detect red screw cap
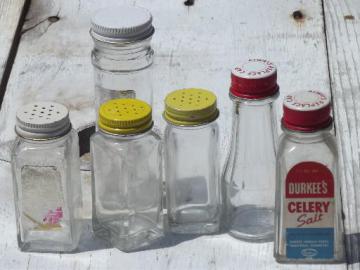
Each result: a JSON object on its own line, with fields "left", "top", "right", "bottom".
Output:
{"left": 230, "top": 59, "right": 279, "bottom": 99}
{"left": 282, "top": 90, "right": 332, "bottom": 132}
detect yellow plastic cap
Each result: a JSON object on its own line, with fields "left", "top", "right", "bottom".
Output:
{"left": 98, "top": 99, "right": 153, "bottom": 135}
{"left": 163, "top": 88, "right": 219, "bottom": 126}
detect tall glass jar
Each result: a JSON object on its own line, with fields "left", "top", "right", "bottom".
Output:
{"left": 90, "top": 6, "right": 155, "bottom": 113}
{"left": 163, "top": 88, "right": 221, "bottom": 234}
{"left": 91, "top": 99, "right": 163, "bottom": 251}
{"left": 275, "top": 91, "right": 345, "bottom": 263}
{"left": 223, "top": 59, "right": 279, "bottom": 242}
{"left": 11, "top": 102, "right": 82, "bottom": 252}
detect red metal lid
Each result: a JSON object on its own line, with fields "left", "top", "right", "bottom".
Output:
{"left": 282, "top": 90, "right": 332, "bottom": 132}
{"left": 230, "top": 59, "right": 279, "bottom": 99}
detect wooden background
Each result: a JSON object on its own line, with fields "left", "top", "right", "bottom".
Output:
{"left": 0, "top": 0, "right": 359, "bottom": 269}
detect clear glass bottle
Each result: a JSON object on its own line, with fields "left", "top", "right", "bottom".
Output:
{"left": 275, "top": 90, "right": 345, "bottom": 263}
{"left": 91, "top": 98, "right": 163, "bottom": 251}
{"left": 223, "top": 59, "right": 279, "bottom": 242}
{"left": 11, "top": 102, "right": 82, "bottom": 252}
{"left": 90, "top": 6, "right": 155, "bottom": 113}
{"left": 163, "top": 88, "right": 221, "bottom": 234}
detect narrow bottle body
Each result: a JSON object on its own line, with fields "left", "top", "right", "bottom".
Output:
{"left": 11, "top": 130, "right": 82, "bottom": 252}
{"left": 274, "top": 130, "right": 345, "bottom": 263}
{"left": 92, "top": 39, "right": 154, "bottom": 113}
{"left": 91, "top": 130, "right": 163, "bottom": 251}
{"left": 223, "top": 98, "right": 277, "bottom": 241}
{"left": 164, "top": 122, "right": 221, "bottom": 234}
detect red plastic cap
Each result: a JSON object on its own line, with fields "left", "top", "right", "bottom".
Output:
{"left": 230, "top": 59, "right": 279, "bottom": 99}
{"left": 282, "top": 90, "right": 332, "bottom": 132}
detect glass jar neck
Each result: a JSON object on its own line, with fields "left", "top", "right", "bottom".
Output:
{"left": 281, "top": 125, "right": 333, "bottom": 143}
{"left": 230, "top": 95, "right": 278, "bottom": 153}
{"left": 166, "top": 120, "right": 217, "bottom": 130}
{"left": 230, "top": 92, "right": 279, "bottom": 106}
{"left": 99, "top": 128, "right": 152, "bottom": 140}
{"left": 17, "top": 130, "right": 71, "bottom": 144}
{"left": 231, "top": 96, "right": 277, "bottom": 124}
{"left": 92, "top": 37, "right": 154, "bottom": 71}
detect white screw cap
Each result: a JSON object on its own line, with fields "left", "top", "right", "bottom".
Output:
{"left": 16, "top": 102, "right": 71, "bottom": 139}
{"left": 91, "top": 6, "right": 154, "bottom": 40}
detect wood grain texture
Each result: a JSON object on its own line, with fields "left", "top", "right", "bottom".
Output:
{"left": 323, "top": 0, "right": 360, "bottom": 267}
{"left": 0, "top": 0, "right": 330, "bottom": 164}
{"left": 0, "top": 0, "right": 28, "bottom": 100}
{"left": 0, "top": 0, "right": 348, "bottom": 269}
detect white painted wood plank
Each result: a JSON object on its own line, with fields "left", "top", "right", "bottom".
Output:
{"left": 0, "top": 0, "right": 347, "bottom": 269}
{"left": 0, "top": 0, "right": 331, "bottom": 164}
{"left": 0, "top": 0, "right": 28, "bottom": 91}
{"left": 324, "top": 0, "right": 360, "bottom": 267}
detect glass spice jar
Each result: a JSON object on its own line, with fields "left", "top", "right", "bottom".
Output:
{"left": 163, "top": 88, "right": 221, "bottom": 234}
{"left": 91, "top": 98, "right": 163, "bottom": 251}
{"left": 222, "top": 59, "right": 279, "bottom": 242}
{"left": 11, "top": 102, "right": 82, "bottom": 252}
{"left": 274, "top": 90, "right": 345, "bottom": 263}
{"left": 90, "top": 6, "right": 155, "bottom": 114}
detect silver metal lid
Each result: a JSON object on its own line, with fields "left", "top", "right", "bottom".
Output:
{"left": 90, "top": 6, "right": 154, "bottom": 41}
{"left": 16, "top": 102, "right": 71, "bottom": 140}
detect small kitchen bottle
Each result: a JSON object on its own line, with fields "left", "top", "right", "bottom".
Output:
{"left": 91, "top": 99, "right": 163, "bottom": 251}
{"left": 11, "top": 102, "right": 82, "bottom": 252}
{"left": 90, "top": 5, "right": 155, "bottom": 113}
{"left": 222, "top": 59, "right": 279, "bottom": 241}
{"left": 274, "top": 90, "right": 345, "bottom": 263}
{"left": 163, "top": 88, "right": 221, "bottom": 234}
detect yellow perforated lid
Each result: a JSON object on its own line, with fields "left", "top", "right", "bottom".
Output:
{"left": 98, "top": 99, "right": 153, "bottom": 135}
{"left": 163, "top": 88, "right": 219, "bottom": 126}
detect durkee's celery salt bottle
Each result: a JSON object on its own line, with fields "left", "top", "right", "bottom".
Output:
{"left": 91, "top": 99, "right": 163, "bottom": 251}
{"left": 11, "top": 102, "right": 82, "bottom": 252}
{"left": 90, "top": 6, "right": 155, "bottom": 112}
{"left": 163, "top": 88, "right": 221, "bottom": 234}
{"left": 275, "top": 90, "right": 345, "bottom": 263}
{"left": 222, "top": 59, "right": 279, "bottom": 242}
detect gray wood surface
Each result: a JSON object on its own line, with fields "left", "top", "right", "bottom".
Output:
{"left": 0, "top": 0, "right": 358, "bottom": 269}
{"left": 324, "top": 0, "right": 360, "bottom": 268}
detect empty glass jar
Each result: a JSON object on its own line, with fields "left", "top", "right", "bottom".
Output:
{"left": 275, "top": 90, "right": 345, "bottom": 263}
{"left": 90, "top": 6, "right": 155, "bottom": 114}
{"left": 223, "top": 59, "right": 279, "bottom": 242}
{"left": 163, "top": 88, "right": 221, "bottom": 234}
{"left": 11, "top": 102, "right": 82, "bottom": 252}
{"left": 91, "top": 98, "right": 163, "bottom": 251}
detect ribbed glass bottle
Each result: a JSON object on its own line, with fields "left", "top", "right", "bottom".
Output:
{"left": 91, "top": 98, "right": 163, "bottom": 251}
{"left": 12, "top": 102, "right": 82, "bottom": 252}
{"left": 163, "top": 88, "right": 222, "bottom": 234}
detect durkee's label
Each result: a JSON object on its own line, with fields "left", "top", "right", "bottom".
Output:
{"left": 284, "top": 161, "right": 335, "bottom": 259}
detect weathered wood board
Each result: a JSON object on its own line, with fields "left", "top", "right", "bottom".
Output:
{"left": 324, "top": 0, "right": 360, "bottom": 268}
{"left": 0, "top": 0, "right": 354, "bottom": 269}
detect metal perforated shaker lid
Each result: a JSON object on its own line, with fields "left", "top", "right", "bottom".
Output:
{"left": 90, "top": 6, "right": 154, "bottom": 41}
{"left": 16, "top": 102, "right": 71, "bottom": 139}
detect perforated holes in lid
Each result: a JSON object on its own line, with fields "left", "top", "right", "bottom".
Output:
{"left": 163, "top": 88, "right": 219, "bottom": 126}
{"left": 98, "top": 99, "right": 153, "bottom": 135}
{"left": 16, "top": 102, "right": 71, "bottom": 139}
